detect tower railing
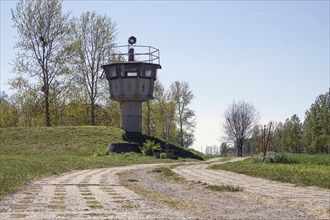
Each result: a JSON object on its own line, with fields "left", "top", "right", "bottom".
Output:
{"left": 110, "top": 45, "right": 160, "bottom": 64}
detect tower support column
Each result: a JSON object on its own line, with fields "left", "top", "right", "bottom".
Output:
{"left": 120, "top": 101, "right": 142, "bottom": 133}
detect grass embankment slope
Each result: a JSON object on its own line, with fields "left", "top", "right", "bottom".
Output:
{"left": 210, "top": 154, "right": 330, "bottom": 189}
{"left": 0, "top": 126, "right": 208, "bottom": 198}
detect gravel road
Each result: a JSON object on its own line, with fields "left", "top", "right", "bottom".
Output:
{"left": 1, "top": 158, "right": 329, "bottom": 219}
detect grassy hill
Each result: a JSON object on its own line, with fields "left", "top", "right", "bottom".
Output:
{"left": 0, "top": 126, "right": 208, "bottom": 197}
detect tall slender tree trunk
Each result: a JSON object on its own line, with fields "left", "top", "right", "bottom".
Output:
{"left": 45, "top": 88, "right": 51, "bottom": 127}
{"left": 237, "top": 146, "right": 242, "bottom": 157}
{"left": 180, "top": 117, "right": 184, "bottom": 147}
{"left": 91, "top": 98, "right": 95, "bottom": 125}
{"left": 146, "top": 101, "right": 151, "bottom": 135}
{"left": 237, "top": 140, "right": 243, "bottom": 157}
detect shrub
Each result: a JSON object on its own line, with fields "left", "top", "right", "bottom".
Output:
{"left": 253, "top": 153, "right": 264, "bottom": 163}
{"left": 160, "top": 153, "right": 167, "bottom": 159}
{"left": 141, "top": 140, "right": 161, "bottom": 156}
{"left": 253, "top": 151, "right": 293, "bottom": 164}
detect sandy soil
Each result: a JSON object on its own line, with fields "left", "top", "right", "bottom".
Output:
{"left": 0, "top": 158, "right": 329, "bottom": 219}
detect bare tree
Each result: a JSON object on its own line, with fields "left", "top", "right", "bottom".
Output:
{"left": 169, "top": 81, "right": 196, "bottom": 148}
{"left": 72, "top": 11, "right": 117, "bottom": 125}
{"left": 224, "top": 100, "right": 259, "bottom": 157}
{"left": 261, "top": 122, "right": 273, "bottom": 159}
{"left": 11, "top": 0, "right": 72, "bottom": 127}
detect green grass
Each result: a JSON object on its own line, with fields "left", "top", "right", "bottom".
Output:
{"left": 86, "top": 200, "right": 104, "bottom": 209}
{"left": 209, "top": 154, "right": 330, "bottom": 189}
{"left": 150, "top": 167, "right": 186, "bottom": 183}
{"left": 204, "top": 184, "right": 242, "bottom": 192}
{"left": 0, "top": 126, "right": 206, "bottom": 198}
{"left": 114, "top": 199, "right": 140, "bottom": 208}
{"left": 10, "top": 214, "right": 27, "bottom": 218}
{"left": 287, "top": 153, "right": 330, "bottom": 165}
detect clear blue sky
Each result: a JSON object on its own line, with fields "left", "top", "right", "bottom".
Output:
{"left": 1, "top": 0, "right": 329, "bottom": 152}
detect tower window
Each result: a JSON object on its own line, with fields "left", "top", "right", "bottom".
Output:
{"left": 145, "top": 69, "right": 152, "bottom": 77}
{"left": 126, "top": 72, "right": 137, "bottom": 77}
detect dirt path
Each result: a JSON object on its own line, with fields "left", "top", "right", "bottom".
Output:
{"left": 1, "top": 158, "right": 329, "bottom": 219}
{"left": 172, "top": 158, "right": 330, "bottom": 219}
{"left": 173, "top": 158, "right": 330, "bottom": 209}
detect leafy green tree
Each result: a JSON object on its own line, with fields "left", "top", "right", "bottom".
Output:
{"left": 0, "top": 91, "right": 14, "bottom": 127}
{"left": 95, "top": 100, "right": 121, "bottom": 127}
{"left": 60, "top": 101, "right": 89, "bottom": 126}
{"left": 9, "top": 77, "right": 44, "bottom": 127}
{"left": 142, "top": 81, "right": 178, "bottom": 144}
{"left": 223, "top": 100, "right": 259, "bottom": 157}
{"left": 169, "top": 81, "right": 196, "bottom": 148}
{"left": 0, "top": 93, "right": 15, "bottom": 127}
{"left": 143, "top": 101, "right": 154, "bottom": 136}
{"left": 153, "top": 81, "right": 168, "bottom": 138}
{"left": 290, "top": 114, "right": 303, "bottom": 153}
{"left": 72, "top": 11, "right": 117, "bottom": 125}
{"left": 251, "top": 125, "right": 261, "bottom": 154}
{"left": 220, "top": 142, "right": 230, "bottom": 156}
{"left": 280, "top": 115, "right": 303, "bottom": 153}
{"left": 304, "top": 91, "right": 330, "bottom": 153}
{"left": 273, "top": 122, "right": 283, "bottom": 152}
{"left": 11, "top": 0, "right": 73, "bottom": 127}
{"left": 155, "top": 82, "right": 178, "bottom": 144}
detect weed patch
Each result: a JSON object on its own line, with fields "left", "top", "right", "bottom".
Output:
{"left": 204, "top": 184, "right": 242, "bottom": 192}
{"left": 10, "top": 214, "right": 27, "bottom": 218}
{"left": 87, "top": 201, "right": 104, "bottom": 209}
{"left": 150, "top": 167, "right": 186, "bottom": 183}
{"left": 114, "top": 199, "right": 140, "bottom": 208}
{"left": 81, "top": 192, "right": 92, "bottom": 196}
{"left": 48, "top": 204, "right": 66, "bottom": 210}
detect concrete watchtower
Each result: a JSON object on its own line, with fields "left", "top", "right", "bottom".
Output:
{"left": 102, "top": 36, "right": 161, "bottom": 133}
